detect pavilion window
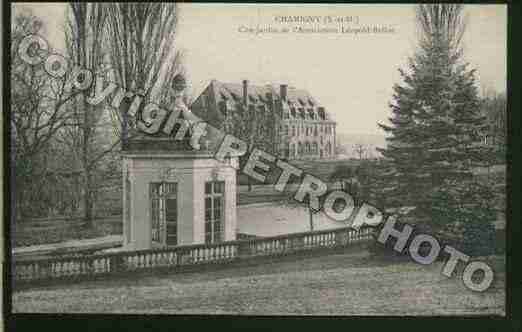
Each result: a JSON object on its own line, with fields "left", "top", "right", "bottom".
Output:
{"left": 150, "top": 182, "right": 178, "bottom": 246}
{"left": 205, "top": 181, "right": 225, "bottom": 244}
{"left": 125, "top": 177, "right": 131, "bottom": 244}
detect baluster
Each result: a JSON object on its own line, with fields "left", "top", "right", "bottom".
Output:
{"left": 149, "top": 252, "right": 154, "bottom": 267}
{"left": 82, "top": 259, "right": 89, "bottom": 274}
{"left": 160, "top": 252, "right": 166, "bottom": 266}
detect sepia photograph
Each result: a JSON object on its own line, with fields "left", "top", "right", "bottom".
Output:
{"left": 6, "top": 2, "right": 509, "bottom": 318}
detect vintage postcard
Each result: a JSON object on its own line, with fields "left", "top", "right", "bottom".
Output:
{"left": 7, "top": 2, "right": 507, "bottom": 317}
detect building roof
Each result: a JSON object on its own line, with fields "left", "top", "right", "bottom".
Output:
{"left": 204, "top": 80, "right": 335, "bottom": 121}
{"left": 122, "top": 107, "right": 231, "bottom": 156}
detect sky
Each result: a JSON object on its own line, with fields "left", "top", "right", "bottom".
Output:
{"left": 14, "top": 3, "right": 507, "bottom": 135}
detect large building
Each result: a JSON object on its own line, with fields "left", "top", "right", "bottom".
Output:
{"left": 191, "top": 80, "right": 337, "bottom": 160}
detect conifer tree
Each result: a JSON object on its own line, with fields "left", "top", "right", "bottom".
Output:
{"left": 377, "top": 5, "right": 496, "bottom": 250}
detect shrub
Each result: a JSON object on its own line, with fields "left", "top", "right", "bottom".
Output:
{"left": 427, "top": 180, "right": 496, "bottom": 256}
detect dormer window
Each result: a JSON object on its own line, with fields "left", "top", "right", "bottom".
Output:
{"left": 299, "top": 108, "right": 306, "bottom": 119}
{"left": 249, "top": 95, "right": 257, "bottom": 103}
{"left": 307, "top": 109, "right": 315, "bottom": 119}
{"left": 230, "top": 92, "right": 240, "bottom": 102}
{"left": 218, "top": 100, "right": 227, "bottom": 117}
{"left": 308, "top": 99, "right": 314, "bottom": 106}
{"left": 318, "top": 108, "right": 326, "bottom": 120}
{"left": 298, "top": 98, "right": 306, "bottom": 106}
{"left": 220, "top": 92, "right": 228, "bottom": 101}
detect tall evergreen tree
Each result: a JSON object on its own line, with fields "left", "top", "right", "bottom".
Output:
{"left": 377, "top": 5, "right": 496, "bottom": 248}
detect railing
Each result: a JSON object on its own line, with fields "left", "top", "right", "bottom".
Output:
{"left": 12, "top": 226, "right": 375, "bottom": 285}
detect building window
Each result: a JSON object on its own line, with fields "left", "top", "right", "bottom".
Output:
{"left": 299, "top": 108, "right": 306, "bottom": 119}
{"left": 308, "top": 109, "right": 315, "bottom": 120}
{"left": 326, "top": 142, "right": 332, "bottom": 155}
{"left": 318, "top": 108, "right": 326, "bottom": 120}
{"left": 292, "top": 125, "right": 296, "bottom": 137}
{"left": 298, "top": 142, "right": 303, "bottom": 154}
{"left": 312, "top": 142, "right": 318, "bottom": 154}
{"left": 285, "top": 125, "right": 289, "bottom": 136}
{"left": 218, "top": 101, "right": 227, "bottom": 117}
{"left": 205, "top": 181, "right": 225, "bottom": 244}
{"left": 230, "top": 92, "right": 240, "bottom": 102}
{"left": 314, "top": 125, "right": 318, "bottom": 136}
{"left": 305, "top": 142, "right": 311, "bottom": 153}
{"left": 290, "top": 144, "right": 295, "bottom": 158}
{"left": 290, "top": 108, "right": 296, "bottom": 118}
{"left": 151, "top": 182, "right": 178, "bottom": 246}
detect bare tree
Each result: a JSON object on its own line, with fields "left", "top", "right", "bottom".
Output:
{"left": 105, "top": 3, "right": 179, "bottom": 136}
{"left": 157, "top": 50, "right": 186, "bottom": 106}
{"left": 11, "top": 9, "right": 83, "bottom": 217}
{"left": 64, "top": 3, "right": 119, "bottom": 224}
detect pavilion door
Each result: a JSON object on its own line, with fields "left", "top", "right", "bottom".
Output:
{"left": 151, "top": 182, "right": 178, "bottom": 246}
{"left": 165, "top": 195, "right": 178, "bottom": 246}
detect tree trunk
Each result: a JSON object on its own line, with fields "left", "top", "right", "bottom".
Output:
{"left": 82, "top": 98, "right": 94, "bottom": 227}
{"left": 83, "top": 166, "right": 94, "bottom": 227}
{"left": 247, "top": 143, "right": 254, "bottom": 192}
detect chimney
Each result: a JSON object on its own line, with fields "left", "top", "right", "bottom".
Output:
{"left": 280, "top": 84, "right": 288, "bottom": 102}
{"left": 242, "top": 79, "right": 248, "bottom": 105}
{"left": 266, "top": 92, "right": 274, "bottom": 111}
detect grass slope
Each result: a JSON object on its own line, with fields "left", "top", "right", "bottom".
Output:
{"left": 13, "top": 251, "right": 505, "bottom": 315}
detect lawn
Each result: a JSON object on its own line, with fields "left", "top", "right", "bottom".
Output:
{"left": 12, "top": 251, "right": 505, "bottom": 315}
